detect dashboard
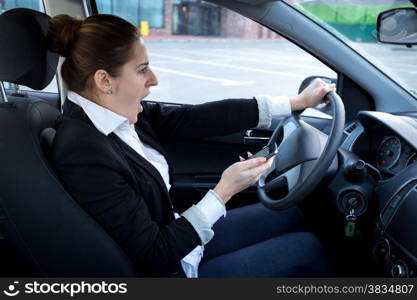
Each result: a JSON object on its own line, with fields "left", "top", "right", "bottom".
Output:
{"left": 343, "top": 111, "right": 417, "bottom": 179}
{"left": 340, "top": 111, "right": 417, "bottom": 278}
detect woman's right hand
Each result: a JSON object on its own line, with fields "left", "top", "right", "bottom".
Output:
{"left": 213, "top": 155, "right": 274, "bottom": 204}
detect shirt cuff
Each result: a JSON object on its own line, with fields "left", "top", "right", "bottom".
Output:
{"left": 254, "top": 95, "right": 292, "bottom": 128}
{"left": 181, "top": 190, "right": 226, "bottom": 245}
{"left": 196, "top": 189, "right": 226, "bottom": 225}
{"left": 181, "top": 245, "right": 204, "bottom": 278}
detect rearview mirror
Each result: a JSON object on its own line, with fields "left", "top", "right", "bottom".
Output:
{"left": 377, "top": 7, "right": 417, "bottom": 46}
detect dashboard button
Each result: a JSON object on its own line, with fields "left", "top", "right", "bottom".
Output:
{"left": 391, "top": 260, "right": 408, "bottom": 278}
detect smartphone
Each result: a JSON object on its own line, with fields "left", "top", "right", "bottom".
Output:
{"left": 264, "top": 152, "right": 276, "bottom": 160}
{"left": 247, "top": 147, "right": 276, "bottom": 160}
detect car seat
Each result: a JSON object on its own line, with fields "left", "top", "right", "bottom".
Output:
{"left": 0, "top": 8, "right": 136, "bottom": 277}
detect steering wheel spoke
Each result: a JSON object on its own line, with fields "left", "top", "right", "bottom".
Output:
{"left": 261, "top": 158, "right": 316, "bottom": 197}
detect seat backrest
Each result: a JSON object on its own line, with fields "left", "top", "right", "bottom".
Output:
{"left": 0, "top": 8, "right": 136, "bottom": 276}
{"left": 40, "top": 127, "right": 56, "bottom": 159}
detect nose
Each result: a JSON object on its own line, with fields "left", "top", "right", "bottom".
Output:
{"left": 147, "top": 67, "right": 158, "bottom": 87}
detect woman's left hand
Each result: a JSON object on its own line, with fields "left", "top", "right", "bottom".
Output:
{"left": 289, "top": 78, "right": 336, "bottom": 111}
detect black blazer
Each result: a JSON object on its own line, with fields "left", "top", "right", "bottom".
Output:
{"left": 52, "top": 98, "right": 259, "bottom": 276}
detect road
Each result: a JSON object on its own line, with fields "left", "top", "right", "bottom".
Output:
{"left": 145, "top": 40, "right": 337, "bottom": 105}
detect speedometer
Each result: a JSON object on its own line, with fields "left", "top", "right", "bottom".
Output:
{"left": 376, "top": 136, "right": 402, "bottom": 169}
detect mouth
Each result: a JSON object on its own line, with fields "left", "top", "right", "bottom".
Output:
{"left": 137, "top": 91, "right": 150, "bottom": 113}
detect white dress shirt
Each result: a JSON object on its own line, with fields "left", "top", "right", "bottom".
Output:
{"left": 67, "top": 91, "right": 291, "bottom": 277}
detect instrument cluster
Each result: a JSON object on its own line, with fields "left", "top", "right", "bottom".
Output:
{"left": 375, "top": 135, "right": 417, "bottom": 175}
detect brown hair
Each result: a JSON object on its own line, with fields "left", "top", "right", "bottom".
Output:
{"left": 46, "top": 14, "right": 140, "bottom": 93}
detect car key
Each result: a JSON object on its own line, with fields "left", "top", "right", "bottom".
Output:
{"left": 344, "top": 208, "right": 357, "bottom": 237}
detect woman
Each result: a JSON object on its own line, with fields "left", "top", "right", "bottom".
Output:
{"left": 48, "top": 13, "right": 335, "bottom": 277}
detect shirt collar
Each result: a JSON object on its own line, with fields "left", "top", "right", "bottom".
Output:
{"left": 67, "top": 90, "right": 130, "bottom": 135}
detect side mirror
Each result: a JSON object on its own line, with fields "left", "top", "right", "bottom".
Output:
{"left": 377, "top": 7, "right": 417, "bottom": 46}
{"left": 298, "top": 76, "right": 336, "bottom": 94}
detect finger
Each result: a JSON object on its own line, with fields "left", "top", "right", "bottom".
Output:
{"left": 314, "top": 78, "right": 324, "bottom": 85}
{"left": 239, "top": 156, "right": 245, "bottom": 161}
{"left": 246, "top": 160, "right": 272, "bottom": 178}
{"left": 325, "top": 84, "right": 333, "bottom": 92}
{"left": 265, "top": 157, "right": 275, "bottom": 169}
{"left": 326, "top": 88, "right": 336, "bottom": 96}
{"left": 254, "top": 162, "right": 273, "bottom": 181}
{"left": 238, "top": 156, "right": 266, "bottom": 170}
{"left": 247, "top": 151, "right": 253, "bottom": 158}
{"left": 255, "top": 166, "right": 270, "bottom": 181}
{"left": 266, "top": 155, "right": 275, "bottom": 164}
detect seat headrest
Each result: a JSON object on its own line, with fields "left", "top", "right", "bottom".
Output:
{"left": 0, "top": 8, "right": 58, "bottom": 90}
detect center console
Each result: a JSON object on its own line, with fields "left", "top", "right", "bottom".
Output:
{"left": 374, "top": 163, "right": 417, "bottom": 277}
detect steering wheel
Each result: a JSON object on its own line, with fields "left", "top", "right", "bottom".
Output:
{"left": 258, "top": 92, "right": 345, "bottom": 210}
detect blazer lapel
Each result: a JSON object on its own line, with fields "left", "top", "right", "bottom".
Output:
{"left": 110, "top": 133, "right": 171, "bottom": 198}
{"left": 134, "top": 113, "right": 169, "bottom": 159}
{"left": 62, "top": 99, "right": 172, "bottom": 200}
{"left": 134, "top": 112, "right": 175, "bottom": 186}
{"left": 62, "top": 98, "right": 90, "bottom": 122}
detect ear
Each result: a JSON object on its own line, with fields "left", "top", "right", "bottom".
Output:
{"left": 93, "top": 69, "right": 113, "bottom": 94}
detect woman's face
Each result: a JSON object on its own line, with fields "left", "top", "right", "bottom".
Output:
{"left": 109, "top": 39, "right": 158, "bottom": 124}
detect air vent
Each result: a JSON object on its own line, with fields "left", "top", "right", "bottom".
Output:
{"left": 344, "top": 122, "right": 357, "bottom": 134}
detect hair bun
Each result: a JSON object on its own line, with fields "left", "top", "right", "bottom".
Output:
{"left": 47, "top": 14, "right": 82, "bottom": 57}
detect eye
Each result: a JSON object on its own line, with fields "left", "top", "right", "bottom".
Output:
{"left": 138, "top": 66, "right": 148, "bottom": 74}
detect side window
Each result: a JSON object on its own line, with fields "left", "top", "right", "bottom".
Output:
{"left": 97, "top": 0, "right": 336, "bottom": 105}
{"left": 0, "top": 0, "right": 58, "bottom": 94}
{"left": 97, "top": 0, "right": 164, "bottom": 29}
{"left": 0, "top": 0, "right": 42, "bottom": 13}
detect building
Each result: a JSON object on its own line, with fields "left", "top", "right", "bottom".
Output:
{"left": 97, "top": 0, "right": 281, "bottom": 39}
{"left": 0, "top": 0, "right": 280, "bottom": 39}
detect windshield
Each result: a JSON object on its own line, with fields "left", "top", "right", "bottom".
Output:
{"left": 285, "top": 0, "right": 417, "bottom": 98}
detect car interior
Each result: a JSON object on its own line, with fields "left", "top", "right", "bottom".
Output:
{"left": 0, "top": 0, "right": 417, "bottom": 278}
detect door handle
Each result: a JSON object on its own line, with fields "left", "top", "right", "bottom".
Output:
{"left": 243, "top": 130, "right": 270, "bottom": 145}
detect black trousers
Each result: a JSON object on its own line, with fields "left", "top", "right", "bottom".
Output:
{"left": 198, "top": 203, "right": 333, "bottom": 277}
